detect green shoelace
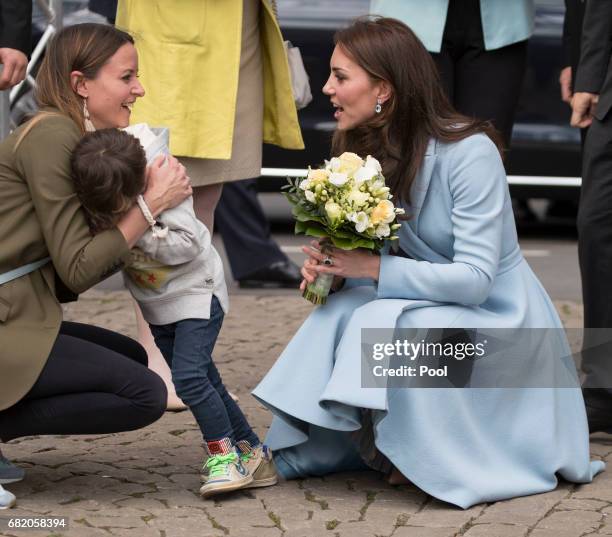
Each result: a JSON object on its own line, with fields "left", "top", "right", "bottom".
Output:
{"left": 204, "top": 453, "right": 238, "bottom": 478}
{"left": 240, "top": 451, "right": 254, "bottom": 464}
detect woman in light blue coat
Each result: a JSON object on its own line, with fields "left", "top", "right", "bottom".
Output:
{"left": 253, "top": 17, "right": 603, "bottom": 509}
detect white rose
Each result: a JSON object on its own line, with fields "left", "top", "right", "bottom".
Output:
{"left": 299, "top": 179, "right": 311, "bottom": 190}
{"left": 354, "top": 165, "right": 378, "bottom": 184}
{"left": 329, "top": 172, "right": 349, "bottom": 187}
{"left": 329, "top": 157, "right": 341, "bottom": 173}
{"left": 370, "top": 199, "right": 396, "bottom": 225}
{"left": 354, "top": 211, "right": 369, "bottom": 233}
{"left": 365, "top": 155, "right": 382, "bottom": 172}
{"left": 305, "top": 190, "right": 316, "bottom": 203}
{"left": 375, "top": 223, "right": 391, "bottom": 238}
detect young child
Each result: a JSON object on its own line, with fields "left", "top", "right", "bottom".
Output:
{"left": 70, "top": 128, "right": 277, "bottom": 498}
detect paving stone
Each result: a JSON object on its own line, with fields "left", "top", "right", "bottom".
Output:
{"left": 463, "top": 523, "right": 527, "bottom": 537}
{"left": 85, "top": 514, "right": 149, "bottom": 529}
{"left": 476, "top": 489, "right": 569, "bottom": 526}
{"left": 533, "top": 509, "right": 602, "bottom": 534}
{"left": 109, "top": 528, "right": 162, "bottom": 537}
{"left": 393, "top": 526, "right": 458, "bottom": 537}
{"left": 529, "top": 530, "right": 582, "bottom": 537}
{"left": 403, "top": 501, "right": 484, "bottom": 528}
{"left": 556, "top": 498, "right": 608, "bottom": 511}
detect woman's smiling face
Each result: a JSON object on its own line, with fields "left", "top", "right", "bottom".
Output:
{"left": 322, "top": 45, "right": 386, "bottom": 130}
{"left": 75, "top": 42, "right": 145, "bottom": 129}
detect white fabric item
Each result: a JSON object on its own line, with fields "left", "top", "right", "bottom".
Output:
{"left": 284, "top": 41, "right": 313, "bottom": 110}
{"left": 0, "top": 485, "right": 15, "bottom": 509}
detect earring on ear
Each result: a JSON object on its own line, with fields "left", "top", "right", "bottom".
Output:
{"left": 375, "top": 97, "right": 382, "bottom": 114}
{"left": 83, "top": 99, "right": 96, "bottom": 132}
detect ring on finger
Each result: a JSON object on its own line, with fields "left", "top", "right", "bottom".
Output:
{"left": 323, "top": 255, "right": 334, "bottom": 266}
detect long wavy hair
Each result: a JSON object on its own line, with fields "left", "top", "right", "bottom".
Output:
{"left": 18, "top": 23, "right": 134, "bottom": 144}
{"left": 331, "top": 17, "right": 503, "bottom": 205}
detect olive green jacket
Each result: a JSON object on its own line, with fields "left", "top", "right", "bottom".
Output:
{"left": 0, "top": 113, "right": 132, "bottom": 411}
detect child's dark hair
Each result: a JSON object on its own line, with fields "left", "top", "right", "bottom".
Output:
{"left": 71, "top": 129, "right": 147, "bottom": 232}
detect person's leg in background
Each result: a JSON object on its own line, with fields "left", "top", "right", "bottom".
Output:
{"left": 452, "top": 41, "right": 528, "bottom": 150}
{"left": 193, "top": 183, "right": 224, "bottom": 235}
{"left": 133, "top": 304, "right": 187, "bottom": 411}
{"left": 577, "top": 112, "right": 612, "bottom": 429}
{"left": 215, "top": 179, "right": 301, "bottom": 288}
{"left": 433, "top": 0, "right": 531, "bottom": 219}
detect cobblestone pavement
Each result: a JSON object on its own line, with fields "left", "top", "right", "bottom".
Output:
{"left": 1, "top": 291, "right": 611, "bottom": 537}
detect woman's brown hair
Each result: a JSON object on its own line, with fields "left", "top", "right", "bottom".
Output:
{"left": 71, "top": 129, "right": 146, "bottom": 233}
{"left": 331, "top": 17, "right": 503, "bottom": 205}
{"left": 18, "top": 23, "right": 134, "bottom": 144}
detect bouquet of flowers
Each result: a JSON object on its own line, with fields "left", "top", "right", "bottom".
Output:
{"left": 284, "top": 151, "right": 405, "bottom": 305}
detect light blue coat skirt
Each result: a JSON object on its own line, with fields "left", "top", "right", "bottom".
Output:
{"left": 253, "top": 135, "right": 603, "bottom": 509}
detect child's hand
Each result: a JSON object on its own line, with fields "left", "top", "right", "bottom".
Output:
{"left": 144, "top": 155, "right": 191, "bottom": 216}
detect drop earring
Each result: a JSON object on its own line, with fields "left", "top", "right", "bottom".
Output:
{"left": 375, "top": 98, "right": 382, "bottom": 114}
{"left": 83, "top": 99, "right": 96, "bottom": 132}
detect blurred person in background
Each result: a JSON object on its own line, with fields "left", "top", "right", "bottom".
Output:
{"left": 0, "top": 0, "right": 31, "bottom": 91}
{"left": 569, "top": 0, "right": 612, "bottom": 432}
{"left": 113, "top": 1, "right": 304, "bottom": 406}
{"left": 372, "top": 0, "right": 536, "bottom": 221}
{"left": 91, "top": 0, "right": 304, "bottom": 289}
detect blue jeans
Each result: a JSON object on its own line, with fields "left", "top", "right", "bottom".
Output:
{"left": 150, "top": 296, "right": 259, "bottom": 446}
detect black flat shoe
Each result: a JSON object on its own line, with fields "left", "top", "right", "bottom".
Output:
{"left": 238, "top": 260, "right": 302, "bottom": 289}
{"left": 583, "top": 389, "right": 612, "bottom": 434}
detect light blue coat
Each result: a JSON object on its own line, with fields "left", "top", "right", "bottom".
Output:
{"left": 253, "top": 134, "right": 603, "bottom": 508}
{"left": 370, "top": 0, "right": 535, "bottom": 52}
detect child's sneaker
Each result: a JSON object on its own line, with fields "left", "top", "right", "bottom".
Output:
{"left": 199, "top": 439, "right": 252, "bottom": 498}
{"left": 236, "top": 441, "right": 278, "bottom": 489}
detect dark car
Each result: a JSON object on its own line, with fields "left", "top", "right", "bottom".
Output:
{"left": 261, "top": 0, "right": 581, "bottom": 200}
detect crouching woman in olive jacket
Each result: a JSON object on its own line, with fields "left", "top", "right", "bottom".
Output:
{"left": 0, "top": 24, "right": 191, "bottom": 485}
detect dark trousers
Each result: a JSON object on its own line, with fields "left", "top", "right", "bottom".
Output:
{"left": 578, "top": 111, "right": 612, "bottom": 392}
{"left": 432, "top": 0, "right": 528, "bottom": 147}
{"left": 0, "top": 322, "right": 167, "bottom": 442}
{"left": 150, "top": 296, "right": 259, "bottom": 446}
{"left": 215, "top": 179, "right": 286, "bottom": 280}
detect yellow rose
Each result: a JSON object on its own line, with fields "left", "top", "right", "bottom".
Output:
{"left": 338, "top": 152, "right": 364, "bottom": 175}
{"left": 307, "top": 168, "right": 329, "bottom": 184}
{"left": 370, "top": 200, "right": 396, "bottom": 225}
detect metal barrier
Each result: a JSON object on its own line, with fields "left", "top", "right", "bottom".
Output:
{"left": 0, "top": 0, "right": 63, "bottom": 140}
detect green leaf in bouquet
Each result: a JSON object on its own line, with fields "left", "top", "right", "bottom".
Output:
{"left": 293, "top": 205, "right": 326, "bottom": 226}
{"left": 295, "top": 220, "right": 329, "bottom": 238}
{"left": 330, "top": 235, "right": 378, "bottom": 251}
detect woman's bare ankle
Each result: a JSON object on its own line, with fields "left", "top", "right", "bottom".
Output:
{"left": 386, "top": 467, "right": 411, "bottom": 485}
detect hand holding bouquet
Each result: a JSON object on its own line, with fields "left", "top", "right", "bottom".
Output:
{"left": 284, "top": 152, "right": 405, "bottom": 304}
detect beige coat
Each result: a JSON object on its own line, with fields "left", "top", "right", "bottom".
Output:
{"left": 116, "top": 0, "right": 304, "bottom": 159}
{"left": 0, "top": 113, "right": 132, "bottom": 411}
